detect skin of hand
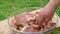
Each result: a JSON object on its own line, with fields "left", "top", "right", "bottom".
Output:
{"left": 35, "top": 0, "right": 60, "bottom": 28}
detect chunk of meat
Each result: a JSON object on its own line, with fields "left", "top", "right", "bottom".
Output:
{"left": 14, "top": 14, "right": 27, "bottom": 23}
{"left": 14, "top": 12, "right": 38, "bottom": 26}
{"left": 10, "top": 18, "right": 25, "bottom": 30}
{"left": 15, "top": 13, "right": 35, "bottom": 22}
{"left": 21, "top": 26, "right": 40, "bottom": 32}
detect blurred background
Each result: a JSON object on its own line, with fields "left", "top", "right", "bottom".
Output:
{"left": 0, "top": 0, "right": 60, "bottom": 21}
{"left": 0, "top": 0, "right": 60, "bottom": 34}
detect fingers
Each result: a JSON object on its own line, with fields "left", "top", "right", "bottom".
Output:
{"left": 44, "top": 18, "right": 50, "bottom": 24}
{"left": 35, "top": 15, "right": 52, "bottom": 28}
{"left": 42, "top": 14, "right": 53, "bottom": 26}
{"left": 36, "top": 17, "right": 45, "bottom": 25}
{"left": 34, "top": 16, "right": 45, "bottom": 28}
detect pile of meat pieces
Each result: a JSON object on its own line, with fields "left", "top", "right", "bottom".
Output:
{"left": 11, "top": 12, "right": 56, "bottom": 32}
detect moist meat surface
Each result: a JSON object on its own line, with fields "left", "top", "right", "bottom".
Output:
{"left": 11, "top": 12, "right": 56, "bottom": 32}
{"left": 21, "top": 26, "right": 40, "bottom": 32}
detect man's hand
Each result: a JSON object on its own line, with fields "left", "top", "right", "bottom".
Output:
{"left": 35, "top": 0, "right": 60, "bottom": 28}
{"left": 35, "top": 9, "right": 54, "bottom": 27}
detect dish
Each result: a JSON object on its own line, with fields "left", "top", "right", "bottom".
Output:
{"left": 10, "top": 11, "right": 56, "bottom": 32}
{"left": 8, "top": 7, "right": 58, "bottom": 34}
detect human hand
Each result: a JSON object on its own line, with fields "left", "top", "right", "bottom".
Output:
{"left": 34, "top": 0, "right": 60, "bottom": 28}
{"left": 34, "top": 9, "right": 55, "bottom": 28}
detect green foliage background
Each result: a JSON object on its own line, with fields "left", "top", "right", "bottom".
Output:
{"left": 0, "top": 0, "right": 60, "bottom": 21}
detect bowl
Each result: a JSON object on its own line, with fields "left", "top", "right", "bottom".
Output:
{"left": 8, "top": 7, "right": 58, "bottom": 34}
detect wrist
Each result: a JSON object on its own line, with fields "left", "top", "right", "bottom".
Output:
{"left": 50, "top": 0, "right": 60, "bottom": 5}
